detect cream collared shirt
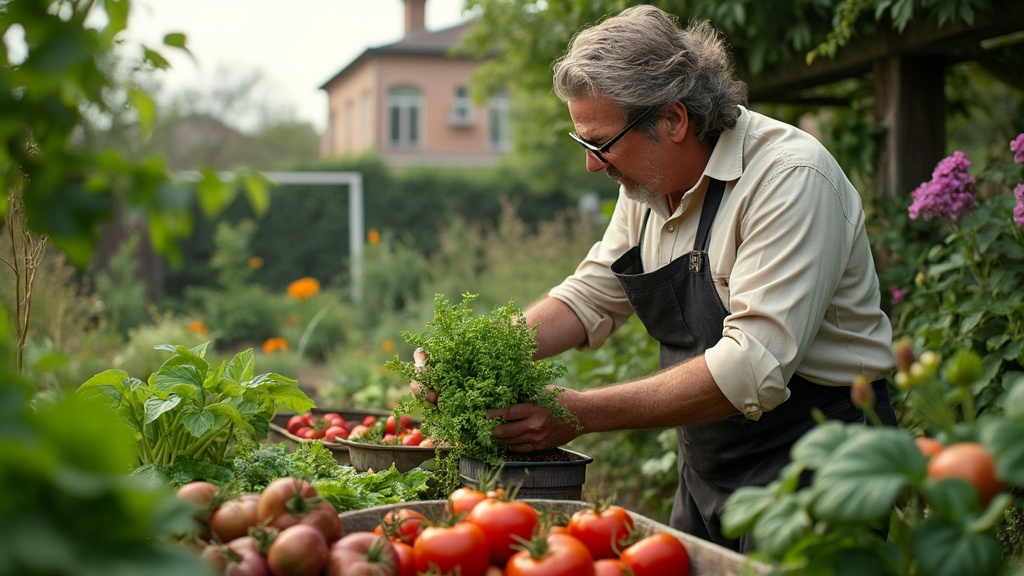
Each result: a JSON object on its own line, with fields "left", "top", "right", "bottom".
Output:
{"left": 549, "top": 106, "right": 895, "bottom": 420}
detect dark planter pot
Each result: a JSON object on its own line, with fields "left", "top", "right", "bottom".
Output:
{"left": 458, "top": 448, "right": 594, "bottom": 500}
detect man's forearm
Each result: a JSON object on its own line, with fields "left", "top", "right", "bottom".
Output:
{"left": 524, "top": 296, "right": 587, "bottom": 360}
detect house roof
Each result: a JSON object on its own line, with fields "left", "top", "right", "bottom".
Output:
{"left": 318, "top": 21, "right": 476, "bottom": 90}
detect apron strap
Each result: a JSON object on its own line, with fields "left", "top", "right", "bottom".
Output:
{"left": 637, "top": 208, "right": 652, "bottom": 251}
{"left": 694, "top": 178, "right": 726, "bottom": 251}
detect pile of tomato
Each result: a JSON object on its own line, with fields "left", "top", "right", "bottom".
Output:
{"left": 286, "top": 411, "right": 434, "bottom": 448}
{"left": 177, "top": 478, "right": 691, "bottom": 576}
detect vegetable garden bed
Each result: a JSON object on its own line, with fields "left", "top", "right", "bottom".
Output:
{"left": 340, "top": 499, "right": 770, "bottom": 576}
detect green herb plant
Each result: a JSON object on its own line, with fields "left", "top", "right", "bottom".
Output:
{"left": 388, "top": 293, "right": 577, "bottom": 487}
{"left": 77, "top": 342, "right": 315, "bottom": 468}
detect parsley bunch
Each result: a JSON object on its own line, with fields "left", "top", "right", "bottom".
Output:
{"left": 389, "top": 294, "right": 573, "bottom": 470}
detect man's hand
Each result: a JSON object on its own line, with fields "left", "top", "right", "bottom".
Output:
{"left": 487, "top": 387, "right": 583, "bottom": 453}
{"left": 409, "top": 348, "right": 438, "bottom": 404}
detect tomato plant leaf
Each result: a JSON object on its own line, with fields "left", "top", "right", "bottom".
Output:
{"left": 751, "top": 492, "right": 812, "bottom": 558}
{"left": 910, "top": 518, "right": 1001, "bottom": 576}
{"left": 978, "top": 416, "right": 1024, "bottom": 485}
{"left": 790, "top": 420, "right": 856, "bottom": 469}
{"left": 721, "top": 483, "right": 779, "bottom": 538}
{"left": 152, "top": 364, "right": 204, "bottom": 392}
{"left": 918, "top": 477, "right": 979, "bottom": 521}
{"left": 810, "top": 428, "right": 924, "bottom": 523}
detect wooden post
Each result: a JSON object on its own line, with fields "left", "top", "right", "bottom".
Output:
{"left": 873, "top": 55, "right": 947, "bottom": 198}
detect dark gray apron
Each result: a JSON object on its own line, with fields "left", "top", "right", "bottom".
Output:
{"left": 610, "top": 178, "right": 895, "bottom": 552}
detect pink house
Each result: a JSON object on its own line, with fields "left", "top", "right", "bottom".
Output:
{"left": 319, "top": 0, "right": 509, "bottom": 168}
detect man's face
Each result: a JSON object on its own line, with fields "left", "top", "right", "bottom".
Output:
{"left": 567, "top": 96, "right": 666, "bottom": 203}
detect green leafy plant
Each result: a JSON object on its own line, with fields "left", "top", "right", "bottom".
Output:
{"left": 721, "top": 348, "right": 1024, "bottom": 575}
{"left": 387, "top": 293, "right": 576, "bottom": 484}
{"left": 77, "top": 342, "right": 315, "bottom": 468}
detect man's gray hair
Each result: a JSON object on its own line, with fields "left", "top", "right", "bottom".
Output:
{"left": 552, "top": 5, "right": 747, "bottom": 143}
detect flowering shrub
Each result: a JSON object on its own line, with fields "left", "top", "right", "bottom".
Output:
{"left": 893, "top": 134, "right": 1024, "bottom": 417}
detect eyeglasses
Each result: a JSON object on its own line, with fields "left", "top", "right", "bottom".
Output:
{"left": 569, "top": 106, "right": 655, "bottom": 163}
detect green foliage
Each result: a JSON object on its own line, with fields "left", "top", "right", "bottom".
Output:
{"left": 230, "top": 441, "right": 343, "bottom": 492}
{"left": 93, "top": 233, "right": 150, "bottom": 335}
{"left": 0, "top": 322, "right": 212, "bottom": 575}
{"left": 77, "top": 343, "right": 315, "bottom": 467}
{"left": 892, "top": 147, "right": 1024, "bottom": 418}
{"left": 210, "top": 218, "right": 257, "bottom": 293}
{"left": 721, "top": 351, "right": 1024, "bottom": 574}
{"left": 388, "top": 294, "right": 573, "bottom": 481}
{"left": 0, "top": 0, "right": 268, "bottom": 267}
{"left": 315, "top": 465, "right": 434, "bottom": 512}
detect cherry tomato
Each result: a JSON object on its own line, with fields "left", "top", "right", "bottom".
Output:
{"left": 378, "top": 508, "right": 428, "bottom": 545}
{"left": 323, "top": 412, "right": 346, "bottom": 427}
{"left": 619, "top": 533, "right": 690, "bottom": 576}
{"left": 569, "top": 505, "right": 635, "bottom": 559}
{"left": 927, "top": 441, "right": 1005, "bottom": 506}
{"left": 295, "top": 426, "right": 318, "bottom": 440}
{"left": 386, "top": 413, "right": 413, "bottom": 435}
{"left": 323, "top": 425, "right": 349, "bottom": 442}
{"left": 467, "top": 497, "right": 540, "bottom": 565}
{"left": 401, "top": 429, "right": 424, "bottom": 446}
{"left": 448, "top": 486, "right": 487, "bottom": 517}
{"left": 363, "top": 415, "right": 378, "bottom": 426}
{"left": 413, "top": 522, "right": 490, "bottom": 576}
{"left": 505, "top": 532, "right": 595, "bottom": 576}
{"left": 287, "top": 414, "right": 308, "bottom": 434}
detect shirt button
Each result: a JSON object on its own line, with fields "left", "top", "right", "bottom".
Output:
{"left": 667, "top": 225, "right": 675, "bottom": 232}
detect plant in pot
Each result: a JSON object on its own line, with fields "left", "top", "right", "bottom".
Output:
{"left": 387, "top": 293, "right": 590, "bottom": 497}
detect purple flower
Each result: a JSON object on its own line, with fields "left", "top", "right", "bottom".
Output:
{"left": 1014, "top": 182, "right": 1024, "bottom": 226}
{"left": 891, "top": 287, "right": 904, "bottom": 305}
{"left": 908, "top": 151, "right": 976, "bottom": 223}
{"left": 1012, "top": 133, "right": 1024, "bottom": 165}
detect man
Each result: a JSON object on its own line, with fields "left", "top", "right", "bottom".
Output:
{"left": 424, "top": 5, "right": 897, "bottom": 552}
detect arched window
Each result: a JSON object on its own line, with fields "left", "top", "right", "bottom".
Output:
{"left": 387, "top": 85, "right": 422, "bottom": 148}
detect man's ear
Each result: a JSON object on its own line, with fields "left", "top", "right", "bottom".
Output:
{"left": 663, "top": 100, "right": 689, "bottom": 143}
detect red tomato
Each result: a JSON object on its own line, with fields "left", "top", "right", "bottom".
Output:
{"left": 386, "top": 414, "right": 413, "bottom": 435}
{"left": 349, "top": 424, "right": 371, "bottom": 439}
{"left": 378, "top": 508, "right": 428, "bottom": 545}
{"left": 257, "top": 478, "right": 341, "bottom": 542}
{"left": 594, "top": 558, "right": 631, "bottom": 576}
{"left": 392, "top": 540, "right": 416, "bottom": 576}
{"left": 467, "top": 498, "right": 540, "bottom": 565}
{"left": 413, "top": 521, "right": 490, "bottom": 576}
{"left": 401, "top": 429, "right": 424, "bottom": 446}
{"left": 569, "top": 505, "right": 635, "bottom": 559}
{"left": 295, "top": 426, "right": 317, "bottom": 440}
{"left": 200, "top": 536, "right": 271, "bottom": 576}
{"left": 323, "top": 425, "right": 349, "bottom": 442}
{"left": 323, "top": 412, "right": 346, "bottom": 427}
{"left": 448, "top": 486, "right": 487, "bottom": 517}
{"left": 326, "top": 532, "right": 399, "bottom": 576}
{"left": 287, "top": 414, "right": 308, "bottom": 434}
{"left": 927, "top": 441, "right": 1005, "bottom": 506}
{"left": 363, "top": 415, "right": 378, "bottom": 426}
{"left": 419, "top": 437, "right": 436, "bottom": 448}
{"left": 268, "top": 524, "right": 329, "bottom": 576}
{"left": 210, "top": 493, "right": 261, "bottom": 543}
{"left": 505, "top": 533, "right": 595, "bottom": 576}
{"left": 619, "top": 533, "right": 690, "bottom": 576}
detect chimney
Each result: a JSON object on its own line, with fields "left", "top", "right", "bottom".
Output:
{"left": 404, "top": 0, "right": 427, "bottom": 36}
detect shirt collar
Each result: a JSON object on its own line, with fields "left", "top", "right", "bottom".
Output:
{"left": 703, "top": 105, "right": 748, "bottom": 183}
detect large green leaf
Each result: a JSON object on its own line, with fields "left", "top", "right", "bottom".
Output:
{"left": 790, "top": 420, "right": 858, "bottom": 469}
{"left": 752, "top": 492, "right": 813, "bottom": 558}
{"left": 910, "top": 518, "right": 1001, "bottom": 576}
{"left": 721, "top": 484, "right": 780, "bottom": 538}
{"left": 143, "top": 395, "right": 181, "bottom": 424}
{"left": 181, "top": 408, "right": 216, "bottom": 438}
{"left": 978, "top": 416, "right": 1024, "bottom": 485}
{"left": 810, "top": 428, "right": 924, "bottom": 523}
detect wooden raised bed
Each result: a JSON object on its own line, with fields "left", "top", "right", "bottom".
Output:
{"left": 339, "top": 499, "right": 770, "bottom": 576}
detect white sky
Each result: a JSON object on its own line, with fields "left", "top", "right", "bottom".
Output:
{"left": 125, "top": 0, "right": 469, "bottom": 132}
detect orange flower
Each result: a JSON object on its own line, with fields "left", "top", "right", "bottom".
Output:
{"left": 188, "top": 320, "right": 208, "bottom": 335}
{"left": 248, "top": 256, "right": 264, "bottom": 269}
{"left": 262, "top": 337, "right": 289, "bottom": 354}
{"left": 287, "top": 277, "right": 320, "bottom": 300}
{"left": 367, "top": 229, "right": 381, "bottom": 245}
{"left": 381, "top": 339, "right": 395, "bottom": 353}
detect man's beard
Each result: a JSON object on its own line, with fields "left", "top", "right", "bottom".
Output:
{"left": 607, "top": 166, "right": 660, "bottom": 205}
